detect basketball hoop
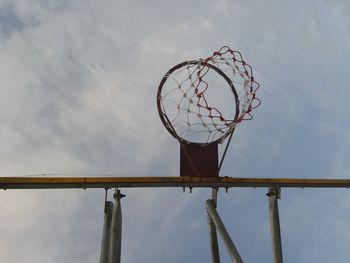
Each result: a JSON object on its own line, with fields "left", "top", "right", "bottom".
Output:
{"left": 157, "top": 46, "right": 260, "bottom": 177}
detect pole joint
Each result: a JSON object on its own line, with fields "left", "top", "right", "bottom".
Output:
{"left": 113, "top": 188, "right": 126, "bottom": 202}
{"left": 267, "top": 187, "right": 281, "bottom": 199}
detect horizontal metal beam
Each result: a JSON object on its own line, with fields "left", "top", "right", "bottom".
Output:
{"left": 1, "top": 176, "right": 350, "bottom": 190}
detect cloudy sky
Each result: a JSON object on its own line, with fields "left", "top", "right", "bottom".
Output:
{"left": 1, "top": 0, "right": 350, "bottom": 262}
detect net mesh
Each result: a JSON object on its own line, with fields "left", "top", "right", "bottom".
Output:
{"left": 158, "top": 46, "right": 260, "bottom": 145}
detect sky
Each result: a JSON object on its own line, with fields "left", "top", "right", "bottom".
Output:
{"left": 1, "top": 0, "right": 350, "bottom": 262}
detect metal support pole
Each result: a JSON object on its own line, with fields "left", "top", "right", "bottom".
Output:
{"left": 108, "top": 189, "right": 124, "bottom": 263}
{"left": 100, "top": 201, "right": 114, "bottom": 263}
{"left": 206, "top": 199, "right": 243, "bottom": 263}
{"left": 267, "top": 188, "right": 283, "bottom": 263}
{"left": 207, "top": 188, "right": 220, "bottom": 263}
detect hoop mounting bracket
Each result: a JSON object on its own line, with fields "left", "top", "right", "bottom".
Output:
{"left": 180, "top": 143, "right": 218, "bottom": 177}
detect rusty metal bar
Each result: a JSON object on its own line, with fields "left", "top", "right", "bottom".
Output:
{"left": 108, "top": 189, "right": 123, "bottom": 263}
{"left": 267, "top": 188, "right": 283, "bottom": 263}
{"left": 100, "top": 201, "right": 114, "bottom": 263}
{"left": 206, "top": 199, "right": 243, "bottom": 263}
{"left": 1, "top": 176, "right": 350, "bottom": 190}
{"left": 207, "top": 213, "right": 220, "bottom": 263}
{"left": 207, "top": 189, "right": 220, "bottom": 263}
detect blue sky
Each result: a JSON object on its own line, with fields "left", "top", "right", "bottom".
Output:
{"left": 1, "top": 0, "right": 350, "bottom": 262}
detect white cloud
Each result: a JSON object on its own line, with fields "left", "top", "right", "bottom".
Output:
{"left": 1, "top": 0, "right": 350, "bottom": 262}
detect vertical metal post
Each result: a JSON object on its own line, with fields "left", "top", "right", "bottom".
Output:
{"left": 206, "top": 199, "right": 243, "bottom": 263}
{"left": 267, "top": 188, "right": 283, "bottom": 263}
{"left": 109, "top": 189, "right": 124, "bottom": 263}
{"left": 207, "top": 188, "right": 220, "bottom": 263}
{"left": 100, "top": 201, "right": 114, "bottom": 263}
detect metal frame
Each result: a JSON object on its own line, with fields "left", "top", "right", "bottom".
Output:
{"left": 100, "top": 189, "right": 124, "bottom": 263}
{"left": 207, "top": 189, "right": 220, "bottom": 263}
{"left": 2, "top": 176, "right": 349, "bottom": 262}
{"left": 2, "top": 176, "right": 350, "bottom": 189}
{"left": 267, "top": 188, "right": 283, "bottom": 263}
{"left": 206, "top": 199, "right": 243, "bottom": 263}
{"left": 100, "top": 200, "right": 114, "bottom": 263}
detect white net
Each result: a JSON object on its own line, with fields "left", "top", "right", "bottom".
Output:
{"left": 157, "top": 46, "right": 260, "bottom": 145}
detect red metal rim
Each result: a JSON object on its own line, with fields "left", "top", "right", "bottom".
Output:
{"left": 157, "top": 60, "right": 239, "bottom": 146}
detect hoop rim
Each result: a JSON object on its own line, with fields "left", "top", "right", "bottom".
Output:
{"left": 157, "top": 60, "right": 240, "bottom": 146}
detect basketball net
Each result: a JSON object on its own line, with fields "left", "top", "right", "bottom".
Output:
{"left": 157, "top": 46, "right": 260, "bottom": 177}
